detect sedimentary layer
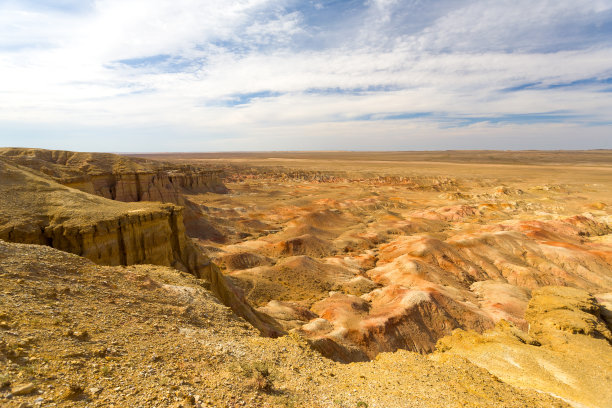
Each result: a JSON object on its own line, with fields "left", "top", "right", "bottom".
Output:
{"left": 0, "top": 240, "right": 569, "bottom": 408}
{"left": 0, "top": 158, "right": 281, "bottom": 337}
{"left": 0, "top": 147, "right": 228, "bottom": 203}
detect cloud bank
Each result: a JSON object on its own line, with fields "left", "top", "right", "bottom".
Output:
{"left": 1, "top": 0, "right": 611, "bottom": 151}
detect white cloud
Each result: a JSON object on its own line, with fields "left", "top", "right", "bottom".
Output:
{"left": 0, "top": 0, "right": 611, "bottom": 150}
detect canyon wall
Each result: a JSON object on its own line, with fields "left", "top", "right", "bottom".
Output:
{"left": 0, "top": 147, "right": 228, "bottom": 203}
{"left": 2, "top": 203, "right": 195, "bottom": 271}
{"left": 62, "top": 170, "right": 227, "bottom": 203}
{"left": 0, "top": 157, "right": 282, "bottom": 337}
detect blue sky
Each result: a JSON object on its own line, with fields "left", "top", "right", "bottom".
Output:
{"left": 0, "top": 0, "right": 611, "bottom": 151}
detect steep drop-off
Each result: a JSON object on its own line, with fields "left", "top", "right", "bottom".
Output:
{"left": 0, "top": 158, "right": 282, "bottom": 337}
{"left": 0, "top": 147, "right": 227, "bottom": 202}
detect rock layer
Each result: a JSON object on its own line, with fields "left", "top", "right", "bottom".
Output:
{"left": 0, "top": 147, "right": 228, "bottom": 203}
{"left": 0, "top": 157, "right": 282, "bottom": 337}
{"left": 63, "top": 170, "right": 227, "bottom": 203}
{"left": 437, "top": 286, "right": 612, "bottom": 408}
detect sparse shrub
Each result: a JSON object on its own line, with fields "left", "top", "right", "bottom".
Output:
{"left": 241, "top": 360, "right": 275, "bottom": 392}
{"left": 100, "top": 365, "right": 112, "bottom": 376}
{"left": 356, "top": 401, "right": 369, "bottom": 408}
{"left": 21, "top": 364, "right": 36, "bottom": 377}
{"left": 60, "top": 384, "right": 84, "bottom": 400}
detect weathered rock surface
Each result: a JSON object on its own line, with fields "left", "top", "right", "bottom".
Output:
{"left": 302, "top": 286, "right": 493, "bottom": 361}
{"left": 526, "top": 286, "right": 612, "bottom": 344}
{"left": 0, "top": 240, "right": 569, "bottom": 408}
{"left": 0, "top": 158, "right": 282, "bottom": 337}
{"left": 0, "top": 147, "right": 227, "bottom": 202}
{"left": 437, "top": 286, "right": 612, "bottom": 408}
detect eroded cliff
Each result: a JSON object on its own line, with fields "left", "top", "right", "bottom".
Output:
{"left": 0, "top": 147, "right": 228, "bottom": 203}
{"left": 0, "top": 158, "right": 282, "bottom": 337}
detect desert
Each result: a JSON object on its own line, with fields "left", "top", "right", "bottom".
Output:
{"left": 0, "top": 148, "right": 611, "bottom": 407}
{"left": 2, "top": 1, "right": 612, "bottom": 407}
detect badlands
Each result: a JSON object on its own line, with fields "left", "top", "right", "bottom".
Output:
{"left": 0, "top": 148, "right": 611, "bottom": 407}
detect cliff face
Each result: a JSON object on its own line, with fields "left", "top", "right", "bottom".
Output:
{"left": 0, "top": 158, "right": 282, "bottom": 337}
{"left": 63, "top": 170, "right": 227, "bottom": 203}
{"left": 4, "top": 204, "right": 192, "bottom": 270}
{"left": 0, "top": 147, "right": 228, "bottom": 204}
{"left": 0, "top": 158, "right": 194, "bottom": 268}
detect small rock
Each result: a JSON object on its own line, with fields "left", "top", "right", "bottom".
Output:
{"left": 0, "top": 376, "right": 10, "bottom": 388}
{"left": 60, "top": 384, "right": 84, "bottom": 400}
{"left": 89, "top": 387, "right": 102, "bottom": 395}
{"left": 72, "top": 330, "right": 89, "bottom": 340}
{"left": 12, "top": 383, "right": 37, "bottom": 396}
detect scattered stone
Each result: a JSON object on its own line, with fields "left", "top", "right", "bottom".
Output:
{"left": 72, "top": 330, "right": 89, "bottom": 340}
{"left": 11, "top": 383, "right": 37, "bottom": 396}
{"left": 60, "top": 384, "right": 84, "bottom": 400}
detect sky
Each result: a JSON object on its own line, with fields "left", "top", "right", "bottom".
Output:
{"left": 0, "top": 0, "right": 611, "bottom": 152}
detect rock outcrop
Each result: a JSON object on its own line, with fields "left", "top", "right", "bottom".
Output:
{"left": 0, "top": 147, "right": 228, "bottom": 203}
{"left": 0, "top": 158, "right": 282, "bottom": 337}
{"left": 437, "top": 286, "right": 612, "bottom": 408}
{"left": 0, "top": 158, "right": 195, "bottom": 270}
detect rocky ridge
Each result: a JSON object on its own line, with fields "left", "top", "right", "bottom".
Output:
{"left": 0, "top": 156, "right": 281, "bottom": 337}
{"left": 0, "top": 147, "right": 228, "bottom": 202}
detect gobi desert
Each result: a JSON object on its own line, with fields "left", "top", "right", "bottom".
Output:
{"left": 0, "top": 148, "right": 611, "bottom": 407}
{"left": 2, "top": 1, "right": 612, "bottom": 407}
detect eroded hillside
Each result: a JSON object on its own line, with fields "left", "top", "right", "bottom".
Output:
{"left": 0, "top": 241, "right": 570, "bottom": 407}
{"left": 2, "top": 148, "right": 612, "bottom": 407}
{"left": 143, "top": 153, "right": 612, "bottom": 367}
{"left": 0, "top": 154, "right": 281, "bottom": 338}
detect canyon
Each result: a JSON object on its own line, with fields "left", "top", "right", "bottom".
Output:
{"left": 1, "top": 148, "right": 611, "bottom": 407}
{"left": 142, "top": 152, "right": 612, "bottom": 366}
{"left": 0, "top": 149, "right": 281, "bottom": 338}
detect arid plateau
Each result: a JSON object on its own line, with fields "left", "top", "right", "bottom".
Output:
{"left": 1, "top": 148, "right": 611, "bottom": 407}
